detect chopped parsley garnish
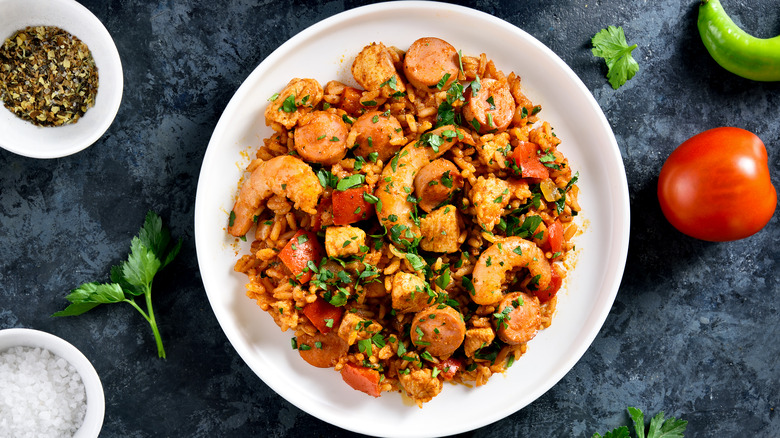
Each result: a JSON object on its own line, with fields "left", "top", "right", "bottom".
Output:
{"left": 317, "top": 168, "right": 338, "bottom": 188}
{"left": 280, "top": 94, "right": 297, "bottom": 112}
{"left": 336, "top": 174, "right": 366, "bottom": 191}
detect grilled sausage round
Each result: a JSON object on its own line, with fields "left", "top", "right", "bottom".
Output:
{"left": 410, "top": 305, "right": 466, "bottom": 356}
{"left": 403, "top": 37, "right": 460, "bottom": 91}
{"left": 462, "top": 78, "right": 516, "bottom": 133}
{"left": 294, "top": 111, "right": 349, "bottom": 165}
{"left": 495, "top": 292, "right": 541, "bottom": 345}
{"left": 297, "top": 330, "right": 349, "bottom": 368}
{"left": 350, "top": 110, "right": 404, "bottom": 163}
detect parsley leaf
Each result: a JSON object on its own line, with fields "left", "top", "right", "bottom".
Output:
{"left": 591, "top": 26, "right": 639, "bottom": 90}
{"left": 280, "top": 94, "right": 298, "bottom": 112}
{"left": 593, "top": 407, "right": 687, "bottom": 438}
{"left": 53, "top": 211, "right": 182, "bottom": 359}
{"left": 641, "top": 409, "right": 687, "bottom": 438}
{"left": 336, "top": 174, "right": 365, "bottom": 191}
{"left": 405, "top": 253, "right": 426, "bottom": 271}
{"left": 593, "top": 427, "right": 630, "bottom": 438}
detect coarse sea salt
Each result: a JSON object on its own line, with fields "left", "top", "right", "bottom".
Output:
{"left": 0, "top": 346, "right": 87, "bottom": 438}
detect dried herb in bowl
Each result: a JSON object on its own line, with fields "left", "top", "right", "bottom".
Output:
{"left": 0, "top": 26, "right": 99, "bottom": 127}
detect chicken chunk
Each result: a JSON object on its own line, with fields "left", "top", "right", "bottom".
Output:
{"left": 464, "top": 327, "right": 496, "bottom": 359}
{"left": 337, "top": 312, "right": 383, "bottom": 346}
{"left": 264, "top": 78, "right": 323, "bottom": 129}
{"left": 469, "top": 176, "right": 511, "bottom": 232}
{"left": 419, "top": 205, "right": 460, "bottom": 253}
{"left": 399, "top": 368, "right": 443, "bottom": 407}
{"left": 325, "top": 226, "right": 367, "bottom": 258}
{"left": 391, "top": 272, "right": 432, "bottom": 313}
{"left": 351, "top": 42, "right": 406, "bottom": 98}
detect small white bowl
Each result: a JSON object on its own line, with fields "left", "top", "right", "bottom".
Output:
{"left": 0, "top": 0, "right": 123, "bottom": 159}
{"left": 0, "top": 328, "right": 105, "bottom": 437}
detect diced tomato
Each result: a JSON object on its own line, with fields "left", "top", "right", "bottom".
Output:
{"left": 340, "top": 363, "right": 381, "bottom": 397}
{"left": 340, "top": 87, "right": 365, "bottom": 117}
{"left": 302, "top": 297, "right": 343, "bottom": 334}
{"left": 433, "top": 358, "right": 462, "bottom": 380}
{"left": 509, "top": 141, "right": 549, "bottom": 179}
{"left": 546, "top": 219, "right": 564, "bottom": 257}
{"left": 534, "top": 264, "right": 563, "bottom": 303}
{"left": 332, "top": 186, "right": 374, "bottom": 225}
{"left": 277, "top": 230, "right": 323, "bottom": 284}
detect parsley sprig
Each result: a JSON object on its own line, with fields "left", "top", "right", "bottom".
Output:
{"left": 53, "top": 211, "right": 182, "bottom": 359}
{"left": 591, "top": 26, "right": 639, "bottom": 90}
{"left": 593, "top": 407, "right": 687, "bottom": 438}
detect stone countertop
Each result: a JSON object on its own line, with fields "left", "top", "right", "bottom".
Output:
{"left": 1, "top": 0, "right": 778, "bottom": 436}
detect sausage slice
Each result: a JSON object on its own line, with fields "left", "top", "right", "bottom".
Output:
{"left": 350, "top": 110, "right": 404, "bottom": 163}
{"left": 293, "top": 111, "right": 349, "bottom": 165}
{"left": 403, "top": 37, "right": 460, "bottom": 91}
{"left": 410, "top": 305, "right": 466, "bottom": 357}
{"left": 296, "top": 330, "right": 349, "bottom": 368}
{"left": 462, "top": 77, "right": 516, "bottom": 133}
{"left": 495, "top": 292, "right": 541, "bottom": 345}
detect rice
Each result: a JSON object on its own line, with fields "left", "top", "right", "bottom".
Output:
{"left": 0, "top": 346, "right": 87, "bottom": 437}
{"left": 228, "top": 37, "right": 581, "bottom": 407}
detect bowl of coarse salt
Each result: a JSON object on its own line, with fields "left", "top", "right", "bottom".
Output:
{"left": 0, "top": 328, "right": 104, "bottom": 437}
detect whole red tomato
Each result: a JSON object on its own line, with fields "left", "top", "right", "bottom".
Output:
{"left": 657, "top": 127, "right": 776, "bottom": 242}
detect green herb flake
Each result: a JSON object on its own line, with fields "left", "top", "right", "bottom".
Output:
{"left": 336, "top": 174, "right": 366, "bottom": 191}
{"left": 436, "top": 73, "right": 451, "bottom": 90}
{"left": 486, "top": 96, "right": 496, "bottom": 110}
{"left": 280, "top": 94, "right": 297, "bottom": 112}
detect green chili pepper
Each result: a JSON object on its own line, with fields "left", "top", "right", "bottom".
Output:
{"left": 698, "top": 0, "right": 780, "bottom": 81}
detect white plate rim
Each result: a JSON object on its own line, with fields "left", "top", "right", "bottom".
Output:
{"left": 195, "top": 1, "right": 630, "bottom": 436}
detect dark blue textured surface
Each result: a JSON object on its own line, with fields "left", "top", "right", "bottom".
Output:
{"left": 1, "top": 1, "right": 778, "bottom": 436}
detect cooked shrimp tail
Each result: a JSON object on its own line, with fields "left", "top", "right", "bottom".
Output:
{"left": 471, "top": 236, "right": 551, "bottom": 305}
{"left": 228, "top": 155, "right": 322, "bottom": 237}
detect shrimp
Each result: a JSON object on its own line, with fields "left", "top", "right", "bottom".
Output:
{"left": 228, "top": 155, "right": 322, "bottom": 237}
{"left": 376, "top": 125, "right": 473, "bottom": 246}
{"left": 470, "top": 236, "right": 551, "bottom": 306}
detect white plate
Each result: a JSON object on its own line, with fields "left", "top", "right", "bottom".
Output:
{"left": 0, "top": 0, "right": 123, "bottom": 159}
{"left": 195, "top": 2, "right": 630, "bottom": 436}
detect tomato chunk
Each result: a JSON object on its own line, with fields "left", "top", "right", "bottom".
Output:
{"left": 547, "top": 219, "right": 564, "bottom": 257}
{"left": 302, "top": 297, "right": 343, "bottom": 334}
{"left": 534, "top": 264, "right": 563, "bottom": 303}
{"left": 340, "top": 87, "right": 365, "bottom": 117}
{"left": 340, "top": 363, "right": 381, "bottom": 397}
{"left": 277, "top": 230, "right": 323, "bottom": 284}
{"left": 433, "top": 357, "right": 462, "bottom": 380}
{"left": 332, "top": 186, "right": 374, "bottom": 225}
{"left": 509, "top": 141, "right": 549, "bottom": 179}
